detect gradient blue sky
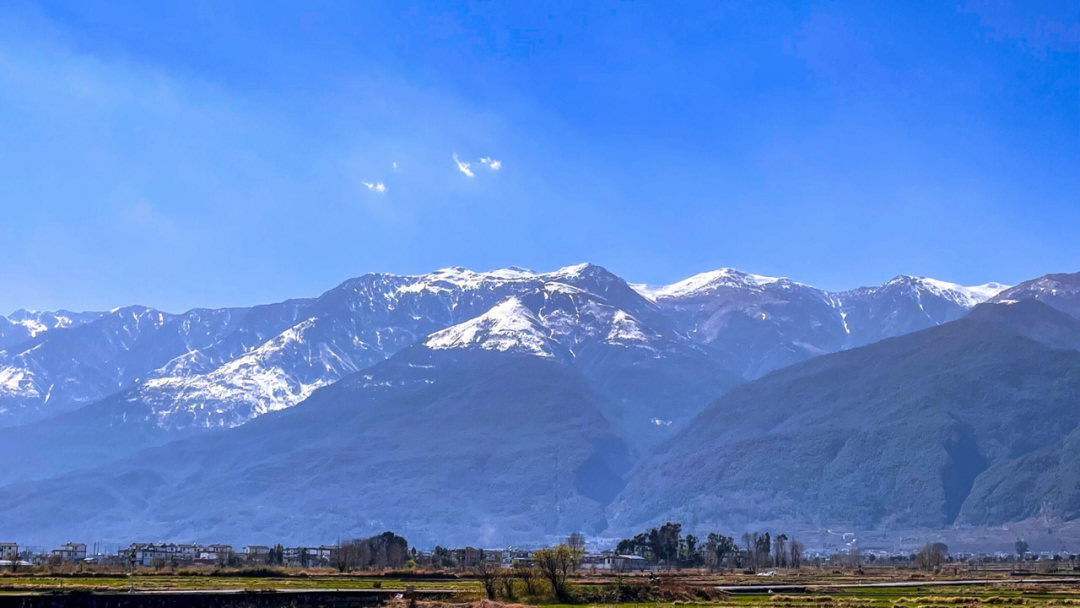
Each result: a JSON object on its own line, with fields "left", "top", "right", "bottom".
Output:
{"left": 1, "top": 1, "right": 1077, "bottom": 313}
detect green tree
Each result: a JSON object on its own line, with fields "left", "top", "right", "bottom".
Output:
{"left": 705, "top": 533, "right": 736, "bottom": 571}
{"left": 1015, "top": 540, "right": 1029, "bottom": 558}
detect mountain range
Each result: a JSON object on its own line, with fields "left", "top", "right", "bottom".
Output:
{"left": 3, "top": 265, "right": 1076, "bottom": 548}
{"left": 611, "top": 298, "right": 1080, "bottom": 534}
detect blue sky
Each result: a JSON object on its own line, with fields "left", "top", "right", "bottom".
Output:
{"left": 1, "top": 1, "right": 1077, "bottom": 313}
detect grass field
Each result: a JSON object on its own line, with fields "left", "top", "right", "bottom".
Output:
{"left": 0, "top": 573, "right": 480, "bottom": 593}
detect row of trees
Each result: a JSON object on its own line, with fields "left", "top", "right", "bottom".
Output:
{"left": 741, "top": 531, "right": 804, "bottom": 570}
{"left": 615, "top": 522, "right": 803, "bottom": 571}
{"left": 474, "top": 561, "right": 546, "bottom": 600}
{"left": 475, "top": 544, "right": 582, "bottom": 602}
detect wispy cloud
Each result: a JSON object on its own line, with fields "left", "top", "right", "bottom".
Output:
{"left": 453, "top": 153, "right": 474, "bottom": 178}
{"left": 479, "top": 157, "right": 502, "bottom": 170}
{"left": 392, "top": 162, "right": 398, "bottom": 171}
{"left": 362, "top": 181, "right": 387, "bottom": 194}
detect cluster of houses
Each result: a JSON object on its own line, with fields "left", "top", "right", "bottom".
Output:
{"left": 0, "top": 541, "right": 87, "bottom": 566}
{"left": 119, "top": 543, "right": 245, "bottom": 566}
{"left": 240, "top": 545, "right": 335, "bottom": 566}
{"left": 409, "top": 547, "right": 650, "bottom": 572}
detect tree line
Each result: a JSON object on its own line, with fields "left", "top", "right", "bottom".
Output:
{"left": 615, "top": 522, "right": 803, "bottom": 571}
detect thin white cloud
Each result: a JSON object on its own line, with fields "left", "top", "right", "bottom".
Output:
{"left": 453, "top": 153, "right": 474, "bottom": 178}
{"left": 479, "top": 157, "right": 502, "bottom": 170}
{"left": 362, "top": 181, "right": 387, "bottom": 194}
{"left": 392, "top": 162, "right": 398, "bottom": 171}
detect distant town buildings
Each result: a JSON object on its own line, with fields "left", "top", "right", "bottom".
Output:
{"left": 0, "top": 542, "right": 17, "bottom": 560}
{"left": 50, "top": 542, "right": 86, "bottom": 561}
{"left": 117, "top": 543, "right": 237, "bottom": 566}
{"left": 283, "top": 546, "right": 332, "bottom": 564}
{"left": 579, "top": 552, "right": 651, "bottom": 572}
{"left": 455, "top": 546, "right": 484, "bottom": 568}
{"left": 112, "top": 542, "right": 341, "bottom": 567}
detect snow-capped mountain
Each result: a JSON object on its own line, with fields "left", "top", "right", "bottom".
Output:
{"left": 0, "top": 309, "right": 104, "bottom": 350}
{"left": 0, "top": 263, "right": 722, "bottom": 486}
{"left": 632, "top": 268, "right": 788, "bottom": 300}
{"left": 418, "top": 285, "right": 738, "bottom": 447}
{"left": 425, "top": 298, "right": 562, "bottom": 358}
{"left": 0, "top": 303, "right": 313, "bottom": 427}
{"left": 0, "top": 264, "right": 1009, "bottom": 435}
{"left": 635, "top": 270, "right": 1009, "bottom": 378}
{"left": 0, "top": 265, "right": 659, "bottom": 428}
{"left": 834, "top": 275, "right": 1011, "bottom": 346}
{"left": 130, "top": 263, "right": 675, "bottom": 433}
{"left": 990, "top": 272, "right": 1080, "bottom": 320}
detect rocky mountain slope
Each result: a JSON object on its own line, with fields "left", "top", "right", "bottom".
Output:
{"left": 991, "top": 272, "right": 1080, "bottom": 319}
{"left": 610, "top": 297, "right": 1080, "bottom": 534}
{"left": 0, "top": 346, "right": 631, "bottom": 546}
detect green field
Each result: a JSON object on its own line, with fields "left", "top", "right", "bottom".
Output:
{"left": 0, "top": 573, "right": 480, "bottom": 593}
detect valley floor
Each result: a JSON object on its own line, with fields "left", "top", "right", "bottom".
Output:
{"left": 3, "top": 570, "right": 1079, "bottom": 607}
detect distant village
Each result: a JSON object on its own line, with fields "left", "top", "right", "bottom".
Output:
{"left": 2, "top": 527, "right": 1075, "bottom": 576}
{"left": 0, "top": 538, "right": 658, "bottom": 573}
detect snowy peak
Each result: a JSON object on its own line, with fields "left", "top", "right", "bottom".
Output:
{"left": 966, "top": 282, "right": 1010, "bottom": 301}
{"left": 990, "top": 272, "right": 1080, "bottom": 319}
{"left": 394, "top": 266, "right": 537, "bottom": 295}
{"left": 425, "top": 298, "right": 559, "bottom": 358}
{"left": 879, "top": 275, "right": 1009, "bottom": 308}
{"left": 633, "top": 268, "right": 788, "bottom": 300}
{"left": 1, "top": 309, "right": 104, "bottom": 341}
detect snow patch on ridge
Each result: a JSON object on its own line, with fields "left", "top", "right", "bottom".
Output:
{"left": 605, "top": 310, "right": 655, "bottom": 347}
{"left": 891, "top": 276, "right": 1009, "bottom": 308}
{"left": 425, "top": 298, "right": 556, "bottom": 357}
{"left": 634, "top": 269, "right": 786, "bottom": 300}
{"left": 139, "top": 318, "right": 357, "bottom": 429}
{"left": 966, "top": 282, "right": 1011, "bottom": 301}
{"left": 0, "top": 367, "right": 39, "bottom": 399}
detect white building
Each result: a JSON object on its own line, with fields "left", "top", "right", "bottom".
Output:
{"left": 51, "top": 542, "right": 86, "bottom": 561}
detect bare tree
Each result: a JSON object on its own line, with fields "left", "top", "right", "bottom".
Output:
{"left": 741, "top": 533, "right": 754, "bottom": 570}
{"left": 514, "top": 564, "right": 540, "bottom": 596}
{"left": 773, "top": 534, "right": 787, "bottom": 568}
{"left": 914, "top": 543, "right": 946, "bottom": 571}
{"left": 567, "top": 532, "right": 586, "bottom": 551}
{"left": 475, "top": 561, "right": 500, "bottom": 599}
{"left": 789, "top": 541, "right": 804, "bottom": 569}
{"left": 534, "top": 545, "right": 582, "bottom": 601}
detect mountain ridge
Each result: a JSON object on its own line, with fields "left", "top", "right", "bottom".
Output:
{"left": 1, "top": 264, "right": 1008, "bottom": 430}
